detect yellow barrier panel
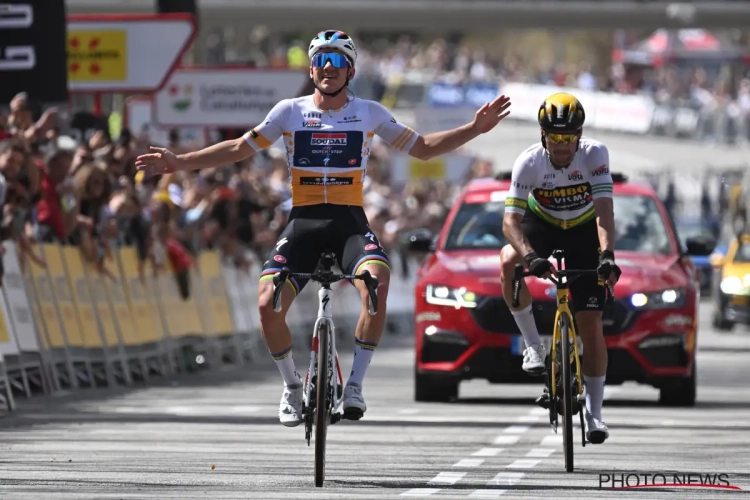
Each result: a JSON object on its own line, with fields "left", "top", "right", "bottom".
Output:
{"left": 198, "top": 251, "right": 234, "bottom": 335}
{"left": 22, "top": 259, "right": 48, "bottom": 350}
{"left": 158, "top": 272, "right": 187, "bottom": 337}
{"left": 119, "top": 248, "right": 163, "bottom": 344}
{"left": 87, "top": 271, "right": 120, "bottom": 347}
{"left": 42, "top": 244, "right": 84, "bottom": 348}
{"left": 61, "top": 247, "right": 102, "bottom": 348}
{"left": 0, "top": 303, "right": 10, "bottom": 343}
{"left": 106, "top": 264, "right": 140, "bottom": 347}
{"left": 28, "top": 257, "right": 65, "bottom": 349}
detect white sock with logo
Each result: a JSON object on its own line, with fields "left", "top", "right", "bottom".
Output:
{"left": 584, "top": 375, "right": 606, "bottom": 420}
{"left": 511, "top": 304, "right": 542, "bottom": 348}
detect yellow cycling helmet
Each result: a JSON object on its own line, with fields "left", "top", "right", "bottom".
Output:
{"left": 538, "top": 92, "right": 586, "bottom": 134}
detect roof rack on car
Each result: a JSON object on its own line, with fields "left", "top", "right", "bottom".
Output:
{"left": 494, "top": 171, "right": 513, "bottom": 181}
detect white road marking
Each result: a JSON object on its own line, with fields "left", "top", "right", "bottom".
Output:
{"left": 488, "top": 471, "right": 525, "bottom": 486}
{"left": 516, "top": 415, "right": 541, "bottom": 422}
{"left": 401, "top": 488, "right": 442, "bottom": 497}
{"left": 454, "top": 459, "right": 484, "bottom": 467}
{"left": 493, "top": 435, "right": 520, "bottom": 445}
{"left": 603, "top": 386, "right": 621, "bottom": 399}
{"left": 540, "top": 435, "right": 563, "bottom": 446}
{"left": 529, "top": 407, "right": 548, "bottom": 415}
{"left": 503, "top": 425, "right": 531, "bottom": 434}
{"left": 469, "top": 490, "right": 506, "bottom": 498}
{"left": 428, "top": 472, "right": 466, "bottom": 485}
{"left": 525, "top": 448, "right": 555, "bottom": 458}
{"left": 507, "top": 459, "right": 542, "bottom": 469}
{"left": 473, "top": 448, "right": 503, "bottom": 457}
{"left": 398, "top": 408, "right": 421, "bottom": 415}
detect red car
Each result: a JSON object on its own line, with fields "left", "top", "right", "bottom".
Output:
{"left": 406, "top": 173, "right": 714, "bottom": 407}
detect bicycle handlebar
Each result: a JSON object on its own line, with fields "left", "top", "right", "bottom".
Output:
{"left": 511, "top": 263, "right": 615, "bottom": 309}
{"left": 271, "top": 267, "right": 379, "bottom": 315}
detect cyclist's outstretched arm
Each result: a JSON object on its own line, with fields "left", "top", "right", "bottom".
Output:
{"left": 177, "top": 138, "right": 256, "bottom": 171}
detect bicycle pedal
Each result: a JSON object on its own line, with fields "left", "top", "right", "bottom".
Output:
{"left": 535, "top": 393, "right": 550, "bottom": 410}
{"left": 342, "top": 408, "right": 364, "bottom": 421}
{"left": 330, "top": 412, "right": 342, "bottom": 425}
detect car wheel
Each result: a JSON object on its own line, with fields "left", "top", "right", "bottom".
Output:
{"left": 658, "top": 364, "right": 696, "bottom": 407}
{"left": 713, "top": 311, "right": 735, "bottom": 331}
{"left": 414, "top": 372, "right": 459, "bottom": 402}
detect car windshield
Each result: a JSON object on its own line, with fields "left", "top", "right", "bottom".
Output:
{"left": 443, "top": 193, "right": 674, "bottom": 254}
{"left": 444, "top": 200, "right": 508, "bottom": 250}
{"left": 613, "top": 195, "right": 674, "bottom": 254}
{"left": 734, "top": 242, "right": 750, "bottom": 263}
{"left": 675, "top": 222, "right": 716, "bottom": 246}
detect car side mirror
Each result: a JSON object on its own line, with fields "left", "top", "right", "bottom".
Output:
{"left": 403, "top": 228, "right": 436, "bottom": 253}
{"left": 685, "top": 236, "right": 715, "bottom": 257}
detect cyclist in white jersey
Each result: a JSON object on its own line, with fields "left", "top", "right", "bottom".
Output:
{"left": 500, "top": 92, "right": 621, "bottom": 444}
{"left": 135, "top": 30, "right": 512, "bottom": 427}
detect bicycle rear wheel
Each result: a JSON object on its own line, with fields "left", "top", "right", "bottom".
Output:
{"left": 314, "top": 322, "right": 331, "bottom": 487}
{"left": 559, "top": 312, "right": 575, "bottom": 473}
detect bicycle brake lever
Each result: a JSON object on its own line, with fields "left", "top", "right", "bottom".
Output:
{"left": 272, "top": 268, "right": 290, "bottom": 312}
{"left": 605, "top": 283, "right": 615, "bottom": 305}
{"left": 361, "top": 270, "right": 379, "bottom": 316}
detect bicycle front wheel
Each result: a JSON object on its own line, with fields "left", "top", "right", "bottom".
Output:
{"left": 314, "top": 322, "right": 331, "bottom": 487}
{"left": 559, "top": 312, "right": 575, "bottom": 473}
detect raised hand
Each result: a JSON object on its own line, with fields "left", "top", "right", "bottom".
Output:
{"left": 135, "top": 146, "right": 179, "bottom": 176}
{"left": 472, "top": 95, "right": 512, "bottom": 134}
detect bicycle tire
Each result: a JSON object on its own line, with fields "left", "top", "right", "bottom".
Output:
{"left": 314, "top": 322, "right": 330, "bottom": 487}
{"left": 560, "top": 312, "right": 575, "bottom": 473}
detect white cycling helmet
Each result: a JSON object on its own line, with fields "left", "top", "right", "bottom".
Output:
{"left": 308, "top": 30, "right": 358, "bottom": 67}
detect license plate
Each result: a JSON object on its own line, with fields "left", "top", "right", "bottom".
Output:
{"left": 511, "top": 335, "right": 584, "bottom": 357}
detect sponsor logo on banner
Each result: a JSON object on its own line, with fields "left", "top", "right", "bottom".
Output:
{"left": 67, "top": 15, "right": 195, "bottom": 92}
{"left": 67, "top": 30, "right": 127, "bottom": 81}
{"left": 0, "top": 1, "right": 68, "bottom": 102}
{"left": 155, "top": 68, "right": 308, "bottom": 127}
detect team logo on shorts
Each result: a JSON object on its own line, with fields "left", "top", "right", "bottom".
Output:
{"left": 274, "top": 255, "right": 287, "bottom": 263}
{"left": 365, "top": 243, "right": 378, "bottom": 251}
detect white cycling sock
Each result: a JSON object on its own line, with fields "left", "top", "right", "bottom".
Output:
{"left": 271, "top": 345, "right": 300, "bottom": 387}
{"left": 584, "top": 375, "right": 605, "bottom": 420}
{"left": 511, "top": 304, "right": 542, "bottom": 348}
{"left": 347, "top": 338, "right": 378, "bottom": 387}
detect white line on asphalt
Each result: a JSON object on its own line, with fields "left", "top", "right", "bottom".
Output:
{"left": 398, "top": 409, "right": 421, "bottom": 415}
{"left": 516, "top": 415, "right": 541, "bottom": 422}
{"left": 428, "top": 472, "right": 466, "bottom": 485}
{"left": 472, "top": 448, "right": 503, "bottom": 457}
{"left": 529, "top": 407, "right": 548, "bottom": 415}
{"left": 507, "top": 459, "right": 542, "bottom": 469}
{"left": 525, "top": 448, "right": 555, "bottom": 458}
{"left": 603, "top": 387, "right": 621, "bottom": 399}
{"left": 493, "top": 435, "right": 521, "bottom": 445}
{"left": 503, "top": 425, "right": 531, "bottom": 434}
{"left": 468, "top": 490, "right": 506, "bottom": 498}
{"left": 540, "top": 435, "right": 563, "bottom": 446}
{"left": 454, "top": 459, "right": 484, "bottom": 467}
{"left": 488, "top": 471, "right": 525, "bottom": 486}
{"left": 401, "top": 488, "right": 442, "bottom": 497}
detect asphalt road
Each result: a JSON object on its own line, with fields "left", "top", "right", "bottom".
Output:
{"left": 0, "top": 300, "right": 749, "bottom": 500}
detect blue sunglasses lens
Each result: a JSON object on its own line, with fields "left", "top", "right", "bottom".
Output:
{"left": 312, "top": 53, "right": 349, "bottom": 68}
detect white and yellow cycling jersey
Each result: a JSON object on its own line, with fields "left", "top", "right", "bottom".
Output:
{"left": 505, "top": 137, "right": 614, "bottom": 229}
{"left": 243, "top": 95, "right": 419, "bottom": 207}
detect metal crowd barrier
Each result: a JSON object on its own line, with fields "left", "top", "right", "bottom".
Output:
{"left": 0, "top": 243, "right": 417, "bottom": 413}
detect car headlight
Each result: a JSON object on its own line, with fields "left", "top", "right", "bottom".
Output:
{"left": 630, "top": 289, "right": 686, "bottom": 309}
{"left": 425, "top": 284, "right": 477, "bottom": 309}
{"left": 720, "top": 275, "right": 750, "bottom": 295}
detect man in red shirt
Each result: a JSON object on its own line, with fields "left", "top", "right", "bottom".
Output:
{"left": 35, "top": 149, "right": 73, "bottom": 243}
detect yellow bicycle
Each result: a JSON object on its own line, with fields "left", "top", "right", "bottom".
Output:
{"left": 511, "top": 249, "right": 614, "bottom": 473}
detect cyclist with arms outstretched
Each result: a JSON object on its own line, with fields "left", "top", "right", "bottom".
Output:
{"left": 500, "top": 93, "right": 621, "bottom": 444}
{"left": 135, "top": 30, "right": 512, "bottom": 427}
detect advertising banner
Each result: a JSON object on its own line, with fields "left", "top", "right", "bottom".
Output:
{"left": 67, "top": 14, "right": 196, "bottom": 92}
{"left": 154, "top": 68, "right": 309, "bottom": 127}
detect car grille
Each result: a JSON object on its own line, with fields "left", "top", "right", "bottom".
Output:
{"left": 468, "top": 296, "right": 638, "bottom": 335}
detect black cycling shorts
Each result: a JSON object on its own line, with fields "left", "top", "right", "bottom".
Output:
{"left": 259, "top": 204, "right": 390, "bottom": 295}
{"left": 520, "top": 209, "right": 605, "bottom": 312}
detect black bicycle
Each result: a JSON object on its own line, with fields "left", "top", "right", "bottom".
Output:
{"left": 272, "top": 251, "right": 379, "bottom": 487}
{"left": 512, "top": 249, "right": 613, "bottom": 472}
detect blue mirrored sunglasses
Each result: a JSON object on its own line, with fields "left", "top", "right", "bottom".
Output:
{"left": 312, "top": 52, "right": 349, "bottom": 69}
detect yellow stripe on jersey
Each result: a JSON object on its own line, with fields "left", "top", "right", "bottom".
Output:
{"left": 243, "top": 128, "right": 273, "bottom": 149}
{"left": 290, "top": 168, "right": 364, "bottom": 207}
{"left": 393, "top": 127, "right": 416, "bottom": 151}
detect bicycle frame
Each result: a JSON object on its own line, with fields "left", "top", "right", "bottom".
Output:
{"left": 549, "top": 287, "right": 584, "bottom": 403}
{"left": 303, "top": 287, "right": 344, "bottom": 414}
